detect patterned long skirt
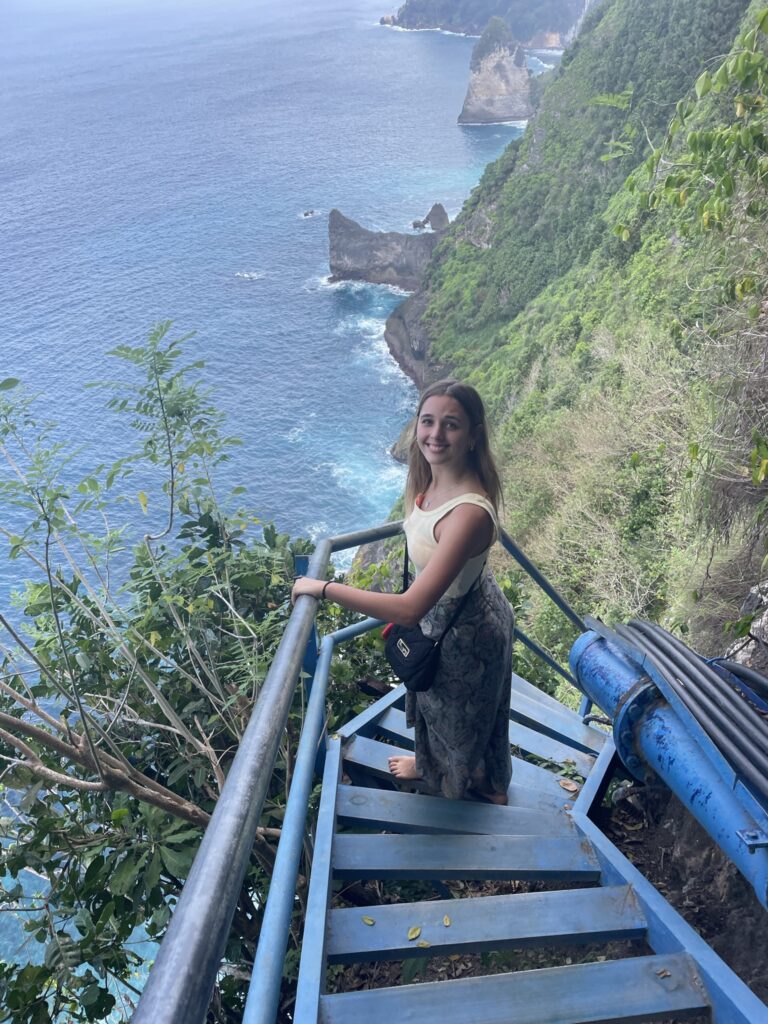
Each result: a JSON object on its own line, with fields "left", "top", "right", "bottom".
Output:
{"left": 405, "top": 571, "right": 514, "bottom": 800}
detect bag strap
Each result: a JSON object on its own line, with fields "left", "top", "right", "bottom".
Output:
{"left": 402, "top": 539, "right": 484, "bottom": 645}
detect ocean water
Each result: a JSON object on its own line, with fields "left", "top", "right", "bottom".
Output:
{"left": 1, "top": 0, "right": 528, "bottom": 980}
{"left": 1, "top": 0, "right": 525, "bottom": 581}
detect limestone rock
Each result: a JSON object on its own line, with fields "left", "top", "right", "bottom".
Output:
{"left": 328, "top": 208, "right": 446, "bottom": 291}
{"left": 384, "top": 292, "right": 448, "bottom": 388}
{"left": 412, "top": 203, "right": 450, "bottom": 232}
{"left": 458, "top": 45, "right": 533, "bottom": 124}
{"left": 528, "top": 30, "right": 565, "bottom": 48}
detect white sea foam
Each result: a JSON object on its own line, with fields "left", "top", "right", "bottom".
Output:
{"left": 303, "top": 275, "right": 411, "bottom": 297}
{"left": 378, "top": 23, "right": 479, "bottom": 37}
{"left": 461, "top": 119, "right": 528, "bottom": 128}
{"left": 234, "top": 271, "right": 266, "bottom": 281}
{"left": 297, "top": 209, "right": 322, "bottom": 220}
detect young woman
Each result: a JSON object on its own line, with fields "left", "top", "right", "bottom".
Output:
{"left": 291, "top": 379, "right": 514, "bottom": 804}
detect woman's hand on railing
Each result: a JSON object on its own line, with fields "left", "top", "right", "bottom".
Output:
{"left": 291, "top": 576, "right": 324, "bottom": 604}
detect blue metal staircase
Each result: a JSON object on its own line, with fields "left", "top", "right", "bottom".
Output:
{"left": 132, "top": 521, "right": 768, "bottom": 1024}
{"left": 290, "top": 679, "right": 761, "bottom": 1024}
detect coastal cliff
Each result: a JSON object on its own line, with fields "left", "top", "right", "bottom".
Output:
{"left": 459, "top": 42, "right": 532, "bottom": 123}
{"left": 380, "top": 0, "right": 586, "bottom": 42}
{"left": 382, "top": 0, "right": 765, "bottom": 671}
{"left": 328, "top": 207, "right": 448, "bottom": 291}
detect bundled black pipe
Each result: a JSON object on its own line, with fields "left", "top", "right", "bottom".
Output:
{"left": 717, "top": 659, "right": 768, "bottom": 705}
{"left": 613, "top": 620, "right": 768, "bottom": 806}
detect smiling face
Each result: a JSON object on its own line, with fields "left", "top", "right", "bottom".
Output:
{"left": 416, "top": 394, "right": 475, "bottom": 474}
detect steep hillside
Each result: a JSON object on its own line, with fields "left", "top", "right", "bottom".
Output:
{"left": 388, "top": 0, "right": 768, "bottom": 665}
{"left": 385, "top": 0, "right": 584, "bottom": 40}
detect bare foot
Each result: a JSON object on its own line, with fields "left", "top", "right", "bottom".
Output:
{"left": 388, "top": 755, "right": 422, "bottom": 780}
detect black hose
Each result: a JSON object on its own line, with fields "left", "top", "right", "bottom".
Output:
{"left": 716, "top": 659, "right": 768, "bottom": 704}
{"left": 630, "top": 621, "right": 768, "bottom": 758}
{"left": 616, "top": 622, "right": 768, "bottom": 803}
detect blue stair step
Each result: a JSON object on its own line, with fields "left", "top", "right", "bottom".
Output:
{"left": 341, "top": 735, "right": 574, "bottom": 810}
{"left": 331, "top": 833, "right": 601, "bottom": 882}
{"left": 336, "top": 785, "right": 575, "bottom": 837}
{"left": 318, "top": 952, "right": 710, "bottom": 1024}
{"left": 372, "top": 706, "right": 596, "bottom": 777}
{"left": 326, "top": 884, "right": 646, "bottom": 963}
{"left": 511, "top": 678, "right": 607, "bottom": 755}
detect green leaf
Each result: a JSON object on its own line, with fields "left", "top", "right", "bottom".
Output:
{"left": 694, "top": 71, "right": 712, "bottom": 98}
{"left": 138, "top": 490, "right": 148, "bottom": 514}
{"left": 159, "top": 843, "right": 195, "bottom": 879}
{"left": 109, "top": 851, "right": 148, "bottom": 896}
{"left": 0, "top": 377, "right": 20, "bottom": 391}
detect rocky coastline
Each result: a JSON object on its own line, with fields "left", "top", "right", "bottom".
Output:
{"left": 328, "top": 207, "right": 449, "bottom": 292}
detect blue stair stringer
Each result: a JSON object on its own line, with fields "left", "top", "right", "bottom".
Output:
{"left": 293, "top": 675, "right": 768, "bottom": 1024}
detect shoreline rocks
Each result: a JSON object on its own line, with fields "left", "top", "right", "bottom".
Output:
{"left": 328, "top": 206, "right": 448, "bottom": 292}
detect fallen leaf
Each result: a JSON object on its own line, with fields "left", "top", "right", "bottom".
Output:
{"left": 407, "top": 926, "right": 422, "bottom": 941}
{"left": 417, "top": 940, "right": 431, "bottom": 948}
{"left": 558, "top": 779, "right": 579, "bottom": 792}
{"left": 362, "top": 916, "right": 375, "bottom": 926}
{"left": 443, "top": 915, "right": 451, "bottom": 927}
{"left": 656, "top": 968, "right": 671, "bottom": 978}
{"left": 448, "top": 954, "right": 460, "bottom": 962}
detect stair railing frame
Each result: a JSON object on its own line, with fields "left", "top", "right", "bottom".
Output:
{"left": 133, "top": 519, "right": 582, "bottom": 1023}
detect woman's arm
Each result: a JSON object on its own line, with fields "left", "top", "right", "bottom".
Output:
{"left": 291, "top": 504, "right": 494, "bottom": 626}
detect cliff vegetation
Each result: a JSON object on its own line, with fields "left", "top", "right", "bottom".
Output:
{"left": 394, "top": 0, "right": 768, "bottom": 676}
{"left": 388, "top": 0, "right": 584, "bottom": 40}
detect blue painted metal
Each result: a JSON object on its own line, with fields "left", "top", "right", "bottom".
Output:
{"left": 294, "top": 554, "right": 319, "bottom": 690}
{"left": 243, "top": 617, "right": 382, "bottom": 1024}
{"left": 571, "top": 629, "right": 768, "bottom": 908}
{"left": 134, "top": 520, "right": 398, "bottom": 1024}
{"left": 513, "top": 625, "right": 579, "bottom": 687}
{"left": 572, "top": 738, "right": 768, "bottom": 1024}
{"left": 499, "top": 528, "right": 586, "bottom": 633}
{"left": 293, "top": 735, "right": 344, "bottom": 1024}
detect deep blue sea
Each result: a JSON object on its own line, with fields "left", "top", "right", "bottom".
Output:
{"left": 0, "top": 0, "right": 542, "bottom": 990}
{"left": 1, "top": 0, "right": 530, "bottom": 582}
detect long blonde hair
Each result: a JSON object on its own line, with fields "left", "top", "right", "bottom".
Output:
{"left": 404, "top": 379, "right": 502, "bottom": 514}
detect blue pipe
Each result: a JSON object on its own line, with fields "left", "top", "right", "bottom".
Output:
{"left": 570, "top": 631, "right": 768, "bottom": 908}
{"left": 242, "top": 617, "right": 383, "bottom": 1024}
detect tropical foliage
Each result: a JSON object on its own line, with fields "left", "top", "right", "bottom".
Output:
{"left": 0, "top": 327, "right": 382, "bottom": 1021}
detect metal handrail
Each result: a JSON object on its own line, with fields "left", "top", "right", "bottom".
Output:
{"left": 242, "top": 616, "right": 383, "bottom": 1024}
{"left": 499, "top": 529, "right": 586, "bottom": 632}
{"left": 133, "top": 524, "right": 399, "bottom": 1023}
{"left": 133, "top": 517, "right": 582, "bottom": 1022}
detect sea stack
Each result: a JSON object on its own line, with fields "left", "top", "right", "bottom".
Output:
{"left": 459, "top": 18, "right": 532, "bottom": 124}
{"left": 459, "top": 42, "right": 532, "bottom": 124}
{"left": 328, "top": 208, "right": 448, "bottom": 291}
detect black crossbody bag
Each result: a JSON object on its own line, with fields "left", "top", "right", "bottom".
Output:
{"left": 384, "top": 541, "right": 481, "bottom": 693}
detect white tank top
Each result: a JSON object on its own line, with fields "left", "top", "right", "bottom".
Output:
{"left": 403, "top": 492, "right": 497, "bottom": 599}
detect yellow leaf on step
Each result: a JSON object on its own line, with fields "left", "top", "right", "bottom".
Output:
{"left": 407, "top": 926, "right": 421, "bottom": 941}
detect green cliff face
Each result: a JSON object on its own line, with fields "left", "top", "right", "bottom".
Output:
{"left": 402, "top": 0, "right": 768, "bottom": 662}
{"left": 391, "top": 0, "right": 584, "bottom": 40}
